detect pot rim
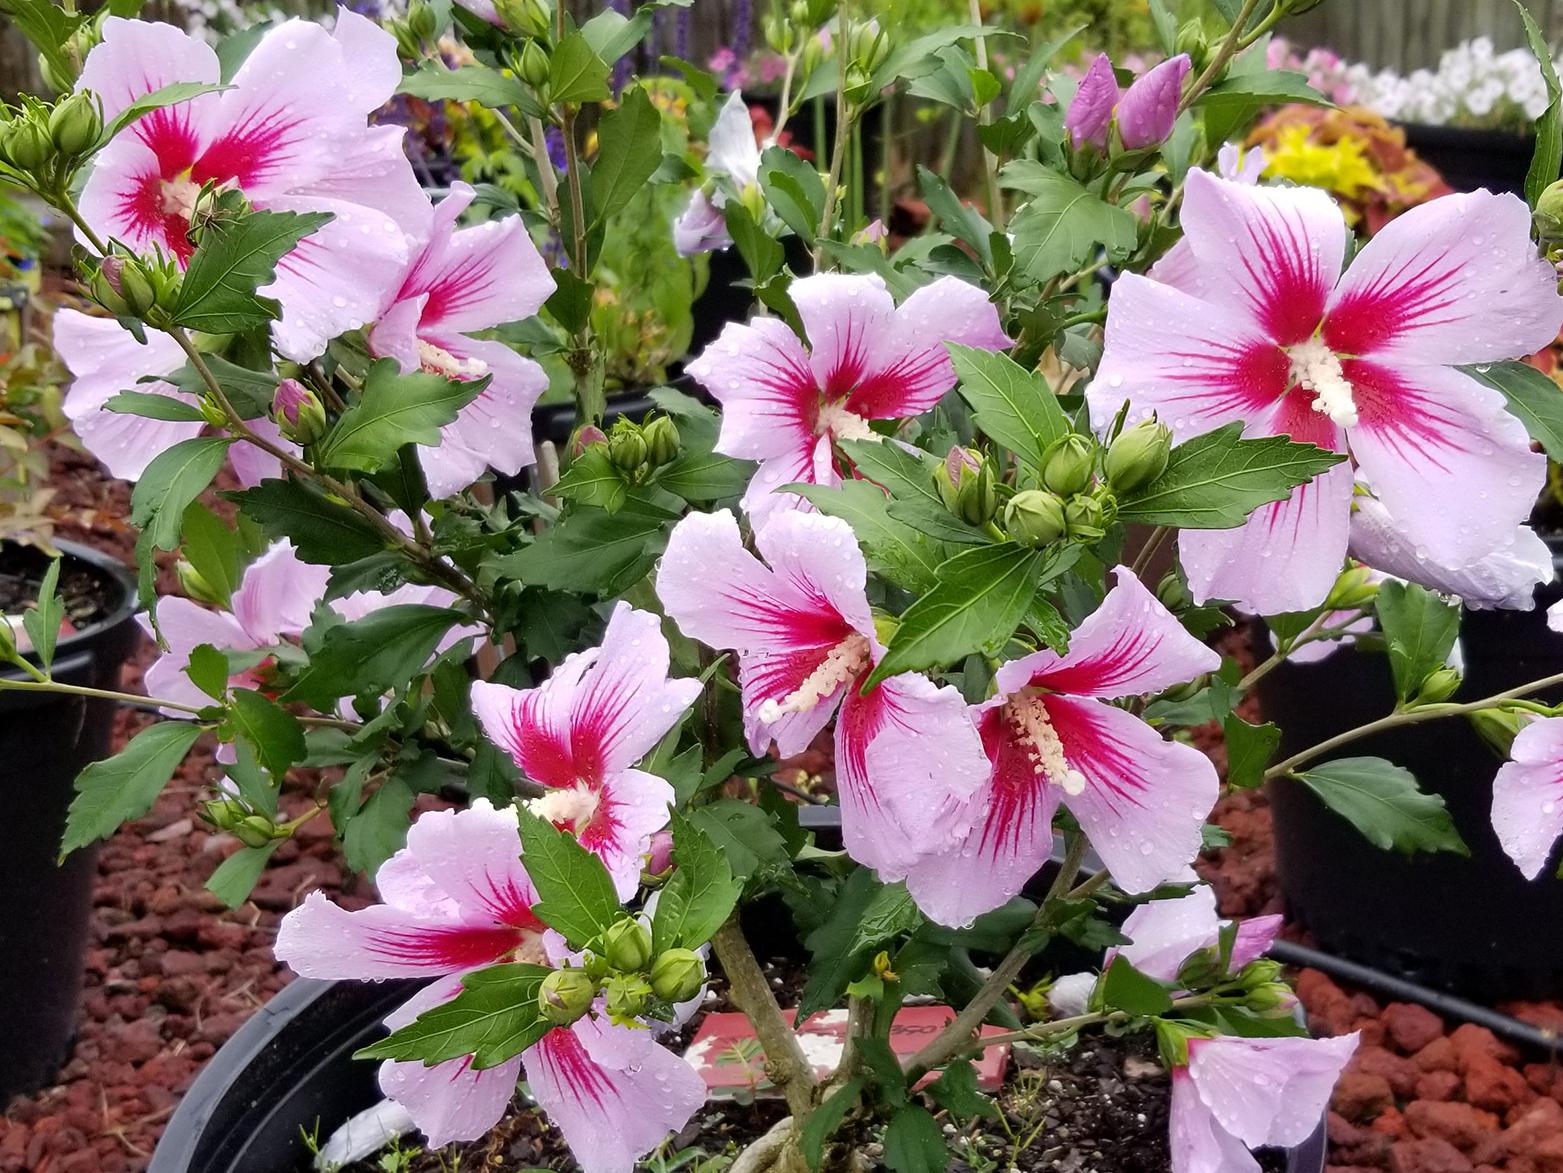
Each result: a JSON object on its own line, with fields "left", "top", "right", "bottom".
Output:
{"left": 0, "top": 537, "right": 138, "bottom": 676}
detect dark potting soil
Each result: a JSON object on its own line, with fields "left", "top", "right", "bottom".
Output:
{"left": 0, "top": 540, "right": 115, "bottom": 631}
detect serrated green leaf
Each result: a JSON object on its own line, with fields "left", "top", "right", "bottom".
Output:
{"left": 342, "top": 775, "right": 415, "bottom": 874}
{"left": 550, "top": 32, "right": 611, "bottom": 104}
{"left": 553, "top": 447, "right": 629, "bottom": 513}
{"left": 227, "top": 478, "right": 388, "bottom": 566}
{"left": 104, "top": 391, "right": 207, "bottom": 422}
{"left": 205, "top": 840, "right": 280, "bottom": 908}
{"left": 130, "top": 437, "right": 233, "bottom": 552}
{"left": 399, "top": 62, "right": 541, "bottom": 116}
{"left": 795, "top": 480, "right": 949, "bottom": 592}
{"left": 656, "top": 450, "right": 754, "bottom": 503}
{"left": 1002, "top": 164, "right": 1138, "bottom": 284}
{"left": 1375, "top": 580, "right": 1460, "bottom": 703}
{"left": 498, "top": 499, "right": 674, "bottom": 596}
{"left": 516, "top": 808, "right": 623, "bottom": 948}
{"left": 801, "top": 1079, "right": 864, "bottom": 1171}
{"left": 186, "top": 643, "right": 230, "bottom": 700}
{"left": 316, "top": 359, "right": 486, "bottom": 474}
{"left": 356, "top": 963, "right": 554, "bottom": 1067}
{"left": 1116, "top": 423, "right": 1347, "bottom": 530}
{"left": 652, "top": 811, "right": 740, "bottom": 951}
{"left": 592, "top": 87, "right": 663, "bottom": 222}
{"left": 173, "top": 209, "right": 332, "bottom": 333}
{"left": 926, "top": 1061, "right": 996, "bottom": 1122}
{"left": 1099, "top": 955, "right": 1174, "bottom": 1016}
{"left": 948, "top": 344, "right": 1069, "bottom": 472}
{"left": 1198, "top": 70, "right": 1330, "bottom": 145}
{"left": 60, "top": 722, "right": 204, "bottom": 858}
{"left": 1513, "top": 0, "right": 1561, "bottom": 206}
{"left": 883, "top": 1106, "right": 948, "bottom": 1173}
{"left": 283, "top": 604, "right": 468, "bottom": 709}
{"left": 918, "top": 166, "right": 993, "bottom": 266}
{"left": 1294, "top": 757, "right": 1468, "bottom": 855}
{"left": 22, "top": 557, "right": 62, "bottom": 673}
{"left": 1222, "top": 714, "right": 1279, "bottom": 790}
{"left": 105, "top": 82, "right": 227, "bottom": 139}
{"left": 229, "top": 688, "right": 306, "bottom": 777}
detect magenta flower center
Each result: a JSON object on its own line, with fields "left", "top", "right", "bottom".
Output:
{"left": 1004, "top": 694, "right": 1085, "bottom": 795}
{"left": 758, "top": 632, "right": 871, "bottom": 722}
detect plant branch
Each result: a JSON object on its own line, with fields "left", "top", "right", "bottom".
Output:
{"left": 0, "top": 677, "right": 205, "bottom": 714}
{"left": 811, "top": 69, "right": 855, "bottom": 269}
{"left": 1177, "top": 0, "right": 1266, "bottom": 114}
{"left": 968, "top": 0, "right": 1003, "bottom": 227}
{"left": 711, "top": 917, "right": 818, "bottom": 1119}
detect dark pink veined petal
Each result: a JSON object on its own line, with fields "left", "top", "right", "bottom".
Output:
{"left": 1091, "top": 272, "right": 1291, "bottom": 439}
{"left": 753, "top": 509, "right": 878, "bottom": 639}
{"left": 78, "top": 132, "right": 202, "bottom": 263}
{"left": 790, "top": 272, "right": 899, "bottom": 400}
{"left": 1323, "top": 189, "right": 1563, "bottom": 365}
{"left": 739, "top": 649, "right": 843, "bottom": 757}
{"left": 1492, "top": 716, "right": 1563, "bottom": 880}
{"left": 576, "top": 769, "right": 675, "bottom": 900}
{"left": 1178, "top": 168, "right": 1347, "bottom": 347}
{"left": 995, "top": 565, "right": 1219, "bottom": 701}
{"left": 417, "top": 334, "right": 547, "bottom": 498}
{"left": 689, "top": 316, "right": 819, "bottom": 463}
{"left": 273, "top": 891, "right": 525, "bottom": 978}
{"left": 1344, "top": 359, "right": 1545, "bottom": 565}
{"left": 1045, "top": 695, "right": 1218, "bottom": 895}
{"left": 522, "top": 1017, "right": 705, "bottom": 1173}
{"left": 566, "top": 603, "right": 702, "bottom": 779}
{"left": 904, "top": 707, "right": 1061, "bottom": 927}
{"left": 398, "top": 801, "right": 545, "bottom": 932}
{"left": 835, "top": 673, "right": 987, "bottom": 880}
{"left": 470, "top": 660, "right": 594, "bottom": 790}
{"left": 844, "top": 276, "right": 1010, "bottom": 420}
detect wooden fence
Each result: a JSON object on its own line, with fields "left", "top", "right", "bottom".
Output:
{"left": 1286, "top": 0, "right": 1563, "bottom": 71}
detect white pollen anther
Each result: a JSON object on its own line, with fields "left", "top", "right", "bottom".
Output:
{"left": 1288, "top": 337, "right": 1358, "bottom": 428}
{"left": 529, "top": 784, "right": 600, "bottom": 831}
{"left": 419, "top": 340, "right": 491, "bottom": 381}
{"left": 816, "top": 401, "right": 877, "bottom": 444}
{"left": 1006, "top": 695, "right": 1086, "bottom": 795}
{"left": 758, "top": 633, "right": 871, "bottom": 723}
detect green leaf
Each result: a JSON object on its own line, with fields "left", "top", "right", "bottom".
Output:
{"left": 130, "top": 437, "right": 233, "bottom": 552}
{"left": 865, "top": 543, "right": 1043, "bottom": 687}
{"left": 283, "top": 604, "right": 468, "bottom": 709}
{"left": 1514, "top": 0, "right": 1562, "bottom": 206}
{"left": 105, "top": 82, "right": 227, "bottom": 139}
{"left": 185, "top": 643, "right": 230, "bottom": 700}
{"left": 689, "top": 799, "right": 790, "bottom": 884}
{"left": 592, "top": 87, "right": 663, "bottom": 222}
{"left": 1002, "top": 164, "right": 1138, "bottom": 284}
{"left": 1197, "top": 70, "right": 1330, "bottom": 145}
{"left": 229, "top": 689, "right": 306, "bottom": 778}
{"left": 342, "top": 775, "right": 415, "bottom": 874}
{"left": 948, "top": 344, "right": 1069, "bottom": 472}
{"left": 173, "top": 208, "right": 332, "bottom": 333}
{"left": 179, "top": 504, "right": 239, "bottom": 611}
{"left": 1222, "top": 715, "right": 1279, "bottom": 790}
{"left": 553, "top": 447, "right": 629, "bottom": 513}
{"left": 399, "top": 62, "right": 541, "bottom": 116}
{"left": 883, "top": 1106, "right": 949, "bottom": 1173}
{"left": 550, "top": 32, "right": 612, "bottom": 105}
{"left": 104, "top": 391, "right": 207, "bottom": 422}
{"left": 516, "top": 808, "right": 623, "bottom": 948}
{"left": 917, "top": 166, "right": 993, "bottom": 266}
{"left": 60, "top": 722, "right": 204, "bottom": 858}
{"left": 22, "top": 557, "right": 62, "bottom": 673}
{"left": 0, "top": 0, "right": 84, "bottom": 87}
{"left": 758, "top": 146, "right": 826, "bottom": 242}
{"left": 1466, "top": 361, "right": 1563, "bottom": 461}
{"left": 801, "top": 1079, "right": 865, "bottom": 1171}
{"left": 316, "top": 359, "right": 487, "bottom": 474}
{"left": 1116, "top": 423, "right": 1347, "bottom": 530}
{"left": 205, "top": 841, "right": 281, "bottom": 908}
{"left": 652, "top": 811, "right": 740, "bottom": 951}
{"left": 1294, "top": 757, "right": 1468, "bottom": 855}
{"left": 926, "top": 1062, "right": 996, "bottom": 1122}
{"left": 1099, "top": 955, "right": 1174, "bottom": 1016}
{"left": 357, "top": 963, "right": 554, "bottom": 1067}
{"left": 723, "top": 201, "right": 784, "bottom": 283}
{"left": 499, "top": 499, "right": 674, "bottom": 596}
{"left": 656, "top": 450, "right": 754, "bottom": 503}
{"left": 796, "top": 480, "right": 949, "bottom": 593}
{"left": 164, "top": 353, "right": 278, "bottom": 419}
{"left": 798, "top": 872, "right": 916, "bottom": 1016}
{"left": 1375, "top": 580, "right": 1460, "bottom": 703}
{"left": 227, "top": 478, "right": 388, "bottom": 566}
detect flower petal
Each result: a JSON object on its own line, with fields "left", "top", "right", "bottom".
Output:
{"left": 790, "top": 273, "right": 898, "bottom": 398}
{"left": 231, "top": 540, "right": 328, "bottom": 642}
{"left": 378, "top": 1054, "right": 521, "bottom": 1151}
{"left": 1047, "top": 695, "right": 1218, "bottom": 894}
{"left": 274, "top": 890, "right": 523, "bottom": 978}
{"left": 1187, "top": 1033, "right": 1360, "bottom": 1149}
{"left": 1170, "top": 1070, "right": 1261, "bottom": 1173}
{"left": 707, "top": 91, "right": 763, "bottom": 186}
{"left": 141, "top": 598, "right": 251, "bottom": 714}
{"left": 471, "top": 660, "right": 593, "bottom": 791}
{"left": 690, "top": 316, "right": 818, "bottom": 462}
{"left": 417, "top": 335, "right": 547, "bottom": 497}
{"left": 1117, "top": 54, "right": 1190, "bottom": 150}
{"left": 523, "top": 1017, "right": 705, "bottom": 1173}
{"left": 1492, "top": 716, "right": 1563, "bottom": 880}
{"left": 903, "top": 707, "right": 1061, "bottom": 927}
{"left": 1178, "top": 167, "right": 1347, "bottom": 347}
{"left": 1232, "top": 915, "right": 1283, "bottom": 970}
{"left": 1064, "top": 53, "right": 1117, "bottom": 148}
{"left": 1344, "top": 360, "right": 1545, "bottom": 565}
{"left": 578, "top": 769, "right": 675, "bottom": 900}
{"left": 289, "top": 124, "right": 429, "bottom": 239}
{"left": 1114, "top": 886, "right": 1221, "bottom": 983}
{"left": 76, "top": 17, "right": 219, "bottom": 125}
{"left": 741, "top": 435, "right": 836, "bottom": 526}
{"left": 673, "top": 189, "right": 731, "bottom": 256}
{"left": 995, "top": 565, "right": 1220, "bottom": 700}
{"left": 398, "top": 800, "right": 543, "bottom": 930}
{"left": 1179, "top": 460, "right": 1354, "bottom": 615}
{"left": 1324, "top": 190, "right": 1563, "bottom": 364}
{"left": 752, "top": 509, "right": 877, "bottom": 639}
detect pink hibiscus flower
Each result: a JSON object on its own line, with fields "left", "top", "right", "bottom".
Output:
{"left": 470, "top": 604, "right": 702, "bottom": 899}
{"left": 75, "top": 10, "right": 427, "bottom": 361}
{"left": 368, "top": 182, "right": 554, "bottom": 497}
{"left": 1093, "top": 168, "right": 1563, "bottom": 615}
{"left": 1491, "top": 715, "right": 1563, "bottom": 879}
{"left": 140, "top": 540, "right": 327, "bottom": 715}
{"left": 656, "top": 509, "right": 989, "bottom": 877}
{"left": 686, "top": 273, "right": 1011, "bottom": 523}
{"left": 53, "top": 308, "right": 295, "bottom": 483}
{"left": 1171, "top": 1033, "right": 1359, "bottom": 1173}
{"left": 1112, "top": 885, "right": 1281, "bottom": 983}
{"left": 902, "top": 567, "right": 1221, "bottom": 925}
{"left": 275, "top": 801, "right": 705, "bottom": 1165}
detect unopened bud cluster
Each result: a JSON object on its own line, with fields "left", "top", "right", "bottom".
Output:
{"left": 0, "top": 92, "right": 103, "bottom": 188}
{"left": 536, "top": 914, "right": 707, "bottom": 1030}
{"left": 590, "top": 414, "right": 681, "bottom": 479}
{"left": 91, "top": 249, "right": 182, "bottom": 324}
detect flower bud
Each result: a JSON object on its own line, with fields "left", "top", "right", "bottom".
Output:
{"left": 1104, "top": 419, "right": 1172, "bottom": 493}
{"left": 1004, "top": 489, "right": 1067, "bottom": 547}
{"left": 642, "top": 415, "right": 680, "bottom": 467}
{"left": 518, "top": 39, "right": 551, "bottom": 91}
{"left": 1322, "top": 564, "right": 1380, "bottom": 611}
{"left": 1470, "top": 705, "right": 1531, "bottom": 758}
{"left": 764, "top": 12, "right": 789, "bottom": 54}
{"left": 1, "top": 112, "right": 53, "bottom": 175}
{"left": 493, "top": 0, "right": 552, "bottom": 38}
{"left": 271, "top": 378, "right": 329, "bottom": 445}
{"left": 538, "top": 967, "right": 597, "bottom": 1025}
{"left": 1117, "top": 54, "right": 1191, "bottom": 151}
{"left": 1175, "top": 947, "right": 1224, "bottom": 990}
{"left": 935, "top": 447, "right": 998, "bottom": 527}
{"left": 1238, "top": 958, "right": 1285, "bottom": 989}
{"left": 176, "top": 559, "right": 225, "bottom": 607}
{"left": 47, "top": 92, "right": 102, "bottom": 159}
{"left": 601, "top": 917, "right": 653, "bottom": 972}
{"left": 843, "top": 61, "right": 874, "bottom": 105}
{"left": 602, "top": 972, "right": 652, "bottom": 1020}
{"left": 0, "top": 618, "right": 18, "bottom": 664}
{"left": 1064, "top": 53, "right": 1116, "bottom": 150}
{"left": 1243, "top": 982, "right": 1295, "bottom": 1012}
{"left": 1042, "top": 434, "right": 1095, "bottom": 496}
{"left": 801, "top": 33, "right": 826, "bottom": 78}
{"left": 199, "top": 393, "right": 231, "bottom": 430}
{"left": 1414, "top": 665, "right": 1462, "bottom": 706}
{"left": 935, "top": 446, "right": 981, "bottom": 510}
{"left": 570, "top": 423, "right": 608, "bottom": 458}
{"left": 644, "top": 830, "right": 675, "bottom": 880}
{"left": 90, "top": 257, "right": 131, "bottom": 317}
{"left": 849, "top": 19, "right": 888, "bottom": 75}
{"left": 1155, "top": 571, "right": 1192, "bottom": 612}
{"left": 234, "top": 814, "right": 280, "bottom": 848}
{"left": 1064, "top": 494, "right": 1109, "bottom": 542}
{"left": 649, "top": 948, "right": 706, "bottom": 1003}
{"left": 202, "top": 797, "right": 248, "bottom": 831}
{"left": 1175, "top": 21, "right": 1210, "bottom": 72}
{"left": 1536, "top": 179, "right": 1563, "bottom": 241}
{"left": 607, "top": 422, "right": 648, "bottom": 473}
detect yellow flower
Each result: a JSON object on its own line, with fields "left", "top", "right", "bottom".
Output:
{"left": 1261, "top": 124, "right": 1382, "bottom": 201}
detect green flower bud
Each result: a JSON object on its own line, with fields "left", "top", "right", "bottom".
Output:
{"left": 1243, "top": 982, "right": 1294, "bottom": 1011}
{"left": 934, "top": 447, "right": 998, "bottom": 527}
{"left": 1238, "top": 958, "right": 1284, "bottom": 988}
{"left": 1322, "top": 564, "right": 1380, "bottom": 611}
{"left": 1470, "top": 705, "right": 1531, "bottom": 758}
{"left": 90, "top": 259, "right": 131, "bottom": 317}
{"left": 1104, "top": 419, "right": 1172, "bottom": 494}
{"left": 570, "top": 423, "right": 608, "bottom": 458}
{"left": 1175, "top": 947, "right": 1224, "bottom": 990}
{"left": 271, "top": 378, "right": 330, "bottom": 446}
{"left": 602, "top": 972, "right": 652, "bottom": 1021}
{"left": 0, "top": 618, "right": 18, "bottom": 664}
{"left": 406, "top": 0, "right": 438, "bottom": 42}
{"left": 493, "top": 0, "right": 552, "bottom": 38}
{"left": 47, "top": 92, "right": 101, "bottom": 159}
{"left": 1064, "top": 494, "right": 1109, "bottom": 542}
{"left": 801, "top": 34, "right": 826, "bottom": 79}
{"left": 1414, "top": 665, "right": 1462, "bottom": 706}
{"left": 1003, "top": 489, "right": 1067, "bottom": 547}
{"left": 1174, "top": 20, "right": 1211, "bottom": 74}
{"left": 1041, "top": 434, "right": 1096, "bottom": 496}
{"left": 601, "top": 917, "right": 653, "bottom": 972}
{"left": 202, "top": 797, "right": 248, "bottom": 831}
{"left": 234, "top": 814, "right": 279, "bottom": 848}
{"left": 538, "top": 967, "right": 598, "bottom": 1025}
{"left": 176, "top": 559, "right": 224, "bottom": 607}
{"left": 843, "top": 61, "right": 874, "bottom": 106}
{"left": 3, "top": 116, "right": 54, "bottom": 175}
{"left": 117, "top": 261, "right": 160, "bottom": 319}
{"left": 1537, "top": 179, "right": 1563, "bottom": 242}
{"left": 764, "top": 12, "right": 790, "bottom": 54}
{"left": 1155, "top": 571, "right": 1193, "bottom": 612}
{"left": 607, "top": 423, "right": 649, "bottom": 473}
{"left": 518, "top": 39, "right": 551, "bottom": 92}
{"left": 649, "top": 947, "right": 707, "bottom": 1003}
{"left": 199, "top": 394, "right": 231, "bottom": 430}
{"left": 642, "top": 415, "right": 681, "bottom": 467}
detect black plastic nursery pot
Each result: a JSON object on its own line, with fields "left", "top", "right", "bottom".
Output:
{"left": 0, "top": 538, "right": 139, "bottom": 1103}
{"left": 1399, "top": 123, "right": 1535, "bottom": 196}
{"left": 1262, "top": 545, "right": 1563, "bottom": 1001}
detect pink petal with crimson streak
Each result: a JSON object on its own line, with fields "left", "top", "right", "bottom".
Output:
{"left": 789, "top": 272, "right": 898, "bottom": 397}
{"left": 1186, "top": 1033, "right": 1360, "bottom": 1149}
{"left": 692, "top": 315, "right": 820, "bottom": 463}
{"left": 76, "top": 17, "right": 219, "bottom": 125}
{"left": 417, "top": 335, "right": 546, "bottom": 497}
{"left": 230, "top": 540, "right": 328, "bottom": 642}
{"left": 273, "top": 891, "right": 526, "bottom": 978}
{"left": 290, "top": 124, "right": 430, "bottom": 242}
{"left": 470, "top": 655, "right": 598, "bottom": 790}
{"left": 741, "top": 433, "right": 836, "bottom": 526}
{"left": 1169, "top": 1069, "right": 1261, "bottom": 1173}
{"left": 578, "top": 769, "right": 676, "bottom": 899}
{"left": 396, "top": 800, "right": 544, "bottom": 930}
{"left": 1492, "top": 715, "right": 1563, "bottom": 879}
